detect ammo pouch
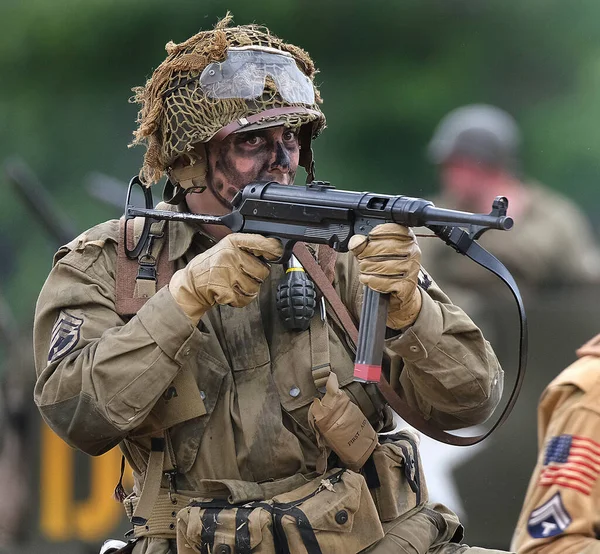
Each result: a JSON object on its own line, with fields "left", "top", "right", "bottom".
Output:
{"left": 364, "top": 429, "right": 428, "bottom": 523}
{"left": 176, "top": 468, "right": 384, "bottom": 554}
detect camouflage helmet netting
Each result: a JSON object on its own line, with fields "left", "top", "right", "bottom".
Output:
{"left": 130, "top": 14, "right": 325, "bottom": 184}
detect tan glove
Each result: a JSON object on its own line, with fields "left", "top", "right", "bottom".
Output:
{"left": 169, "top": 233, "right": 283, "bottom": 324}
{"left": 348, "top": 223, "right": 422, "bottom": 330}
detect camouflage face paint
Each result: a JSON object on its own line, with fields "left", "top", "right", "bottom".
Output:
{"left": 205, "top": 126, "right": 300, "bottom": 208}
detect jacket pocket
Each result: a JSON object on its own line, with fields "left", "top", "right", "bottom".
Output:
{"left": 365, "top": 430, "right": 429, "bottom": 522}
{"left": 167, "top": 354, "right": 230, "bottom": 474}
{"left": 271, "top": 469, "right": 383, "bottom": 553}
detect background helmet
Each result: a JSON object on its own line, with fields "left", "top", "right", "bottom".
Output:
{"left": 427, "top": 104, "right": 521, "bottom": 174}
{"left": 130, "top": 14, "right": 325, "bottom": 190}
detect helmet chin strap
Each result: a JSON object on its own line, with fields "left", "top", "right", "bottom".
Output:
{"left": 206, "top": 178, "right": 235, "bottom": 210}
{"left": 298, "top": 122, "right": 316, "bottom": 183}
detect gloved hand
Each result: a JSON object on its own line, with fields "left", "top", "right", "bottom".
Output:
{"left": 348, "top": 223, "right": 422, "bottom": 330}
{"left": 169, "top": 233, "right": 283, "bottom": 324}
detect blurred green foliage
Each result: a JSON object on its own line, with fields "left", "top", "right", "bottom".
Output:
{"left": 2, "top": 0, "right": 600, "bottom": 323}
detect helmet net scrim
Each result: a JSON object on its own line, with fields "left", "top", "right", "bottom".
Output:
{"left": 130, "top": 14, "right": 325, "bottom": 185}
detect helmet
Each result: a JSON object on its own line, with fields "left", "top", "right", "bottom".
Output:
{"left": 427, "top": 104, "right": 521, "bottom": 174}
{"left": 130, "top": 13, "right": 326, "bottom": 197}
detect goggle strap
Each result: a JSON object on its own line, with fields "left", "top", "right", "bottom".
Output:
{"left": 213, "top": 107, "right": 321, "bottom": 142}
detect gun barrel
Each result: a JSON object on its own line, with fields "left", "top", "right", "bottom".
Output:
{"left": 399, "top": 201, "right": 514, "bottom": 230}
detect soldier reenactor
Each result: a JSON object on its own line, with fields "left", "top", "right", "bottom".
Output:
{"left": 34, "top": 15, "right": 507, "bottom": 554}
{"left": 421, "top": 104, "right": 600, "bottom": 311}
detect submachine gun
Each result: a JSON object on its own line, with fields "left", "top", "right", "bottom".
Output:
{"left": 125, "top": 177, "right": 526, "bottom": 446}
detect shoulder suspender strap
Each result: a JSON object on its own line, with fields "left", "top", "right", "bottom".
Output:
{"left": 309, "top": 314, "right": 331, "bottom": 392}
{"left": 131, "top": 437, "right": 167, "bottom": 526}
{"left": 116, "top": 218, "right": 174, "bottom": 317}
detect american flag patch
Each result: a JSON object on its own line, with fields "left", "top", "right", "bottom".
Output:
{"left": 539, "top": 434, "right": 600, "bottom": 495}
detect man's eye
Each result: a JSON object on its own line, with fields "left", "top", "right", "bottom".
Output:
{"left": 245, "top": 135, "right": 262, "bottom": 146}
{"left": 283, "top": 130, "right": 298, "bottom": 142}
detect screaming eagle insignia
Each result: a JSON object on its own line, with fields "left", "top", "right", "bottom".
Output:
{"left": 48, "top": 311, "right": 84, "bottom": 362}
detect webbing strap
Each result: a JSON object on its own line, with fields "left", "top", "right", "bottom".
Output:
{"left": 131, "top": 438, "right": 166, "bottom": 526}
{"left": 235, "top": 508, "right": 253, "bottom": 554}
{"left": 116, "top": 218, "right": 173, "bottom": 317}
{"left": 200, "top": 508, "right": 223, "bottom": 554}
{"left": 309, "top": 315, "right": 331, "bottom": 392}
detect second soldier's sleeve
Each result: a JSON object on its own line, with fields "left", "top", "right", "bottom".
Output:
{"left": 511, "top": 360, "right": 600, "bottom": 554}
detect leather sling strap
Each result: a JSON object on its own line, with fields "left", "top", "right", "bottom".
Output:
{"left": 293, "top": 241, "right": 525, "bottom": 447}
{"left": 308, "top": 245, "right": 338, "bottom": 392}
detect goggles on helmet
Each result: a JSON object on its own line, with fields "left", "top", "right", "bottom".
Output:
{"left": 197, "top": 46, "right": 315, "bottom": 105}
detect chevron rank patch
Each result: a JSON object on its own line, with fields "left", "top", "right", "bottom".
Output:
{"left": 527, "top": 492, "right": 572, "bottom": 539}
{"left": 48, "top": 311, "right": 83, "bottom": 362}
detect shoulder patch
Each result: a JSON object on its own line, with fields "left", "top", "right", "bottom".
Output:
{"left": 48, "top": 311, "right": 83, "bottom": 362}
{"left": 538, "top": 434, "right": 600, "bottom": 494}
{"left": 527, "top": 492, "right": 571, "bottom": 538}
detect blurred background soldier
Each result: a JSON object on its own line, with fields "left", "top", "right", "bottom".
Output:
{"left": 419, "top": 104, "right": 600, "bottom": 315}
{"left": 511, "top": 333, "right": 600, "bottom": 553}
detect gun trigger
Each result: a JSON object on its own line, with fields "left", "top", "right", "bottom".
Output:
{"left": 272, "top": 239, "right": 295, "bottom": 264}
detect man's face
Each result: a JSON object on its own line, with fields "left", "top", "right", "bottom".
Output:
{"left": 186, "top": 125, "right": 300, "bottom": 217}
{"left": 440, "top": 158, "right": 493, "bottom": 210}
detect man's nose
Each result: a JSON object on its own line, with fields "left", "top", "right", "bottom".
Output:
{"left": 270, "top": 142, "right": 291, "bottom": 172}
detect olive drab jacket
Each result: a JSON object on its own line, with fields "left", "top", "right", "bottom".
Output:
{"left": 511, "top": 335, "right": 600, "bottom": 554}
{"left": 33, "top": 209, "right": 503, "bottom": 548}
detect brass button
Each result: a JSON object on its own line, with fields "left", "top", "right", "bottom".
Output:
{"left": 335, "top": 510, "right": 349, "bottom": 524}
{"left": 409, "top": 345, "right": 420, "bottom": 353}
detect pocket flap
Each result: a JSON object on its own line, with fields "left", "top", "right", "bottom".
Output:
{"left": 305, "top": 471, "right": 363, "bottom": 533}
